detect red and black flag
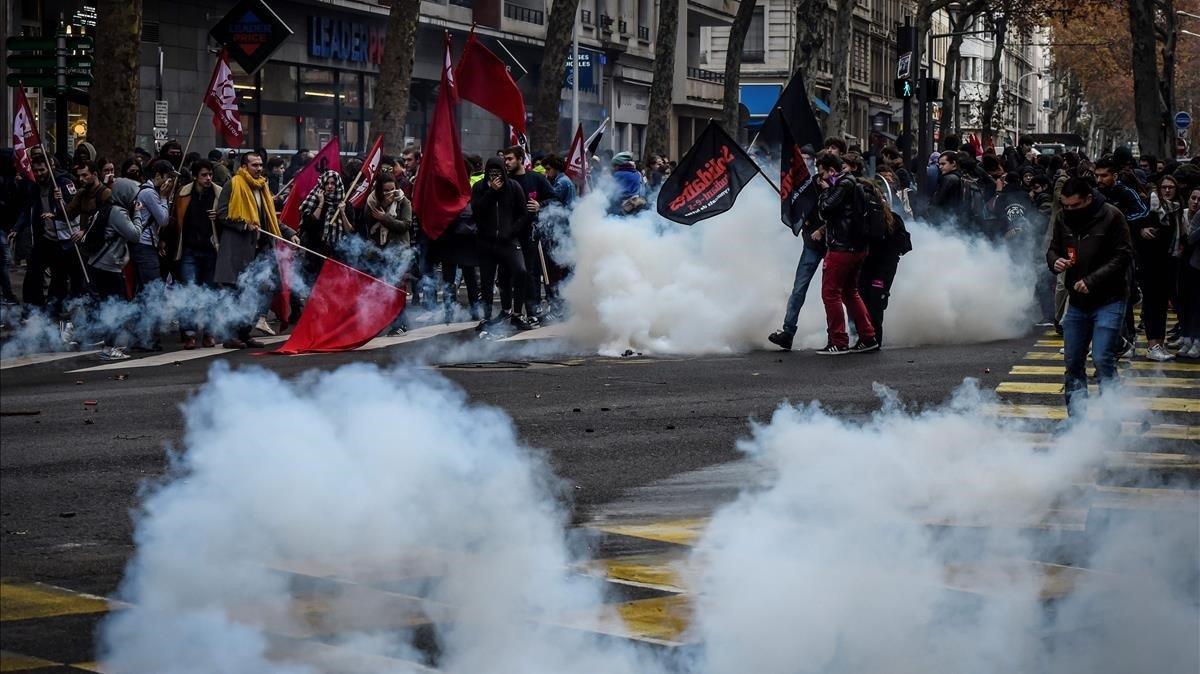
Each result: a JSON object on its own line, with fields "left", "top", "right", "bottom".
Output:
{"left": 759, "top": 71, "right": 824, "bottom": 236}
{"left": 657, "top": 121, "right": 762, "bottom": 226}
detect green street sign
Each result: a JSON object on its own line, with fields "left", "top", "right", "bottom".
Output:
{"left": 7, "top": 54, "right": 92, "bottom": 69}
{"left": 6, "top": 74, "right": 93, "bottom": 89}
{"left": 5, "top": 35, "right": 94, "bottom": 52}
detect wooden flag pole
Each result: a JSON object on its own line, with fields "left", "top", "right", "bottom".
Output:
{"left": 32, "top": 143, "right": 91, "bottom": 284}
{"left": 334, "top": 171, "right": 365, "bottom": 220}
{"left": 179, "top": 98, "right": 207, "bottom": 171}
{"left": 258, "top": 228, "right": 408, "bottom": 296}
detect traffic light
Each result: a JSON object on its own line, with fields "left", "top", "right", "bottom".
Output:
{"left": 895, "top": 78, "right": 915, "bottom": 99}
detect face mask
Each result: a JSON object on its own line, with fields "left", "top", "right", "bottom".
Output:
{"left": 1063, "top": 207, "right": 1090, "bottom": 229}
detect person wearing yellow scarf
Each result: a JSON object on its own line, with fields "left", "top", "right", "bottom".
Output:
{"left": 226, "top": 165, "right": 282, "bottom": 237}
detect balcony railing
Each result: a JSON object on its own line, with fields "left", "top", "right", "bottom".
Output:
{"left": 743, "top": 49, "right": 765, "bottom": 63}
{"left": 637, "top": 25, "right": 650, "bottom": 40}
{"left": 505, "top": 3, "right": 544, "bottom": 25}
{"left": 448, "top": 0, "right": 473, "bottom": 7}
{"left": 687, "top": 67, "right": 725, "bottom": 83}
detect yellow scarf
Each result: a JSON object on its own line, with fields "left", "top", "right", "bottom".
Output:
{"left": 227, "top": 167, "right": 281, "bottom": 236}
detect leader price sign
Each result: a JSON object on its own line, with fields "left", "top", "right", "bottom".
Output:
{"left": 209, "top": 0, "right": 293, "bottom": 75}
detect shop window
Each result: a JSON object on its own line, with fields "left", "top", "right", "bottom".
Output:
{"left": 261, "top": 64, "right": 298, "bottom": 103}
{"left": 300, "top": 67, "right": 339, "bottom": 103}
{"left": 262, "top": 114, "right": 298, "bottom": 151}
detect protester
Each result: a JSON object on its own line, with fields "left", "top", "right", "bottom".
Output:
{"left": 1173, "top": 187, "right": 1200, "bottom": 358}
{"left": 768, "top": 176, "right": 827, "bottom": 352}
{"left": 172, "top": 160, "right": 222, "bottom": 349}
{"left": 1047, "top": 177, "right": 1134, "bottom": 414}
{"left": 471, "top": 156, "right": 533, "bottom": 330}
{"left": 430, "top": 163, "right": 481, "bottom": 323}
{"left": 812, "top": 153, "right": 877, "bottom": 355}
{"left": 609, "top": 151, "right": 646, "bottom": 215}
{"left": 17, "top": 154, "right": 84, "bottom": 318}
{"left": 132, "top": 160, "right": 174, "bottom": 288}
{"left": 0, "top": 151, "right": 19, "bottom": 305}
{"left": 928, "top": 150, "right": 965, "bottom": 225}
{"left": 503, "top": 145, "right": 554, "bottom": 318}
{"left": 644, "top": 154, "right": 668, "bottom": 191}
{"left": 86, "top": 178, "right": 144, "bottom": 361}
{"left": 299, "top": 170, "right": 352, "bottom": 254}
{"left": 65, "top": 161, "right": 112, "bottom": 226}
{"left": 1095, "top": 157, "right": 1151, "bottom": 360}
{"left": 208, "top": 149, "right": 232, "bottom": 186}
{"left": 214, "top": 151, "right": 299, "bottom": 348}
{"left": 538, "top": 154, "right": 575, "bottom": 310}
{"left": 858, "top": 178, "right": 911, "bottom": 347}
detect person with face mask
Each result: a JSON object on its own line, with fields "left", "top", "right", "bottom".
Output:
{"left": 470, "top": 156, "right": 533, "bottom": 331}
{"left": 1046, "top": 177, "right": 1134, "bottom": 415}
{"left": 299, "top": 170, "right": 351, "bottom": 254}
{"left": 87, "top": 178, "right": 145, "bottom": 361}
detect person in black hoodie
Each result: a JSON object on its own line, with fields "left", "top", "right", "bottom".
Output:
{"left": 1046, "top": 177, "right": 1134, "bottom": 414}
{"left": 502, "top": 145, "right": 555, "bottom": 319}
{"left": 471, "top": 156, "right": 534, "bottom": 330}
{"left": 858, "top": 179, "right": 911, "bottom": 347}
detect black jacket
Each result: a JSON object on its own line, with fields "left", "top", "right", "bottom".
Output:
{"left": 1046, "top": 195, "right": 1134, "bottom": 311}
{"left": 470, "top": 158, "right": 527, "bottom": 243}
{"left": 817, "top": 176, "right": 866, "bottom": 253}
{"left": 930, "top": 170, "right": 962, "bottom": 222}
{"left": 511, "top": 170, "right": 555, "bottom": 239}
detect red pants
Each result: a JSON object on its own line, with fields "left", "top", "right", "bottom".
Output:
{"left": 821, "top": 250, "right": 876, "bottom": 348}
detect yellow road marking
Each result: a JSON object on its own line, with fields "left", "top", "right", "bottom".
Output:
{"left": 1036, "top": 339, "right": 1064, "bottom": 348}
{"left": 614, "top": 594, "right": 692, "bottom": 642}
{"left": 1090, "top": 486, "right": 1200, "bottom": 512}
{"left": 585, "top": 555, "right": 685, "bottom": 592}
{"left": 1105, "top": 452, "right": 1200, "bottom": 470}
{"left": 588, "top": 519, "right": 709, "bottom": 547}
{"left": 1012, "top": 362, "right": 1200, "bottom": 374}
{"left": 0, "top": 582, "right": 110, "bottom": 622}
{"left": 986, "top": 403, "right": 1200, "bottom": 426}
{"left": 0, "top": 651, "right": 59, "bottom": 672}
{"left": 1001, "top": 376, "right": 1200, "bottom": 390}
{"left": 992, "top": 386, "right": 1200, "bottom": 412}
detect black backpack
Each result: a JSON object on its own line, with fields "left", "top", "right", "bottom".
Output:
{"left": 959, "top": 175, "right": 988, "bottom": 223}
{"left": 855, "top": 180, "right": 888, "bottom": 242}
{"left": 80, "top": 203, "right": 115, "bottom": 257}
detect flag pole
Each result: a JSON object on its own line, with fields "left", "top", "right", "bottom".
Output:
{"left": 335, "top": 171, "right": 365, "bottom": 218}
{"left": 258, "top": 228, "right": 408, "bottom": 296}
{"left": 32, "top": 142, "right": 91, "bottom": 284}
{"left": 179, "top": 98, "right": 207, "bottom": 172}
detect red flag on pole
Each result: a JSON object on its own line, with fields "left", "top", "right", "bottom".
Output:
{"left": 508, "top": 125, "right": 532, "bottom": 169}
{"left": 347, "top": 135, "right": 384, "bottom": 209}
{"left": 413, "top": 34, "right": 470, "bottom": 240}
{"left": 204, "top": 50, "right": 244, "bottom": 148}
{"left": 273, "top": 260, "right": 407, "bottom": 354}
{"left": 279, "top": 137, "right": 342, "bottom": 228}
{"left": 12, "top": 86, "right": 42, "bottom": 181}
{"left": 565, "top": 123, "right": 588, "bottom": 195}
{"left": 455, "top": 33, "right": 527, "bottom": 133}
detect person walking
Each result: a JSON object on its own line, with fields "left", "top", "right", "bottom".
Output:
{"left": 172, "top": 160, "right": 223, "bottom": 349}
{"left": 1046, "top": 177, "right": 1134, "bottom": 415}
{"left": 812, "top": 153, "right": 878, "bottom": 355}
{"left": 471, "top": 156, "right": 533, "bottom": 331}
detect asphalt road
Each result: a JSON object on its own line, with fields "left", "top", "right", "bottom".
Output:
{"left": 0, "top": 331, "right": 1027, "bottom": 599}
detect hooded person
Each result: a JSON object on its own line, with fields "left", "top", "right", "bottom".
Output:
{"left": 72, "top": 141, "right": 97, "bottom": 167}
{"left": 299, "top": 169, "right": 352, "bottom": 253}
{"left": 470, "top": 156, "right": 533, "bottom": 330}
{"left": 87, "top": 178, "right": 145, "bottom": 361}
{"left": 609, "top": 151, "right": 646, "bottom": 215}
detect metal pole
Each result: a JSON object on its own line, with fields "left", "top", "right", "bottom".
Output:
{"left": 572, "top": 3, "right": 580, "bottom": 138}
{"left": 55, "top": 22, "right": 68, "bottom": 165}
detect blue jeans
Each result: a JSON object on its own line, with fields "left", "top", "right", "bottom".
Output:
{"left": 781, "top": 244, "right": 825, "bottom": 336}
{"left": 131, "top": 243, "right": 161, "bottom": 288}
{"left": 1062, "top": 299, "right": 1125, "bottom": 416}
{"left": 178, "top": 249, "right": 218, "bottom": 336}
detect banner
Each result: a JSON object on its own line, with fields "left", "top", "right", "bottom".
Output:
{"left": 204, "top": 49, "right": 244, "bottom": 148}
{"left": 12, "top": 87, "right": 42, "bottom": 181}
{"left": 760, "top": 70, "right": 824, "bottom": 236}
{"left": 656, "top": 121, "right": 762, "bottom": 226}
{"left": 347, "top": 135, "right": 384, "bottom": 208}
{"left": 565, "top": 123, "right": 588, "bottom": 195}
{"left": 455, "top": 32, "right": 527, "bottom": 133}
{"left": 413, "top": 33, "right": 470, "bottom": 240}
{"left": 274, "top": 261, "right": 406, "bottom": 354}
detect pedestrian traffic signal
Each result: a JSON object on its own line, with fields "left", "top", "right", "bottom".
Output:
{"left": 895, "top": 78, "right": 915, "bottom": 99}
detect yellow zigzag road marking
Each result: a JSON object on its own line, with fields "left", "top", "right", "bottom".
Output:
{"left": 986, "top": 404, "right": 1200, "bottom": 426}
{"left": 0, "top": 582, "right": 113, "bottom": 622}
{"left": 994, "top": 384, "right": 1200, "bottom": 411}
{"left": 1001, "top": 375, "right": 1200, "bottom": 389}
{"left": 587, "top": 519, "right": 709, "bottom": 547}
{"left": 1012, "top": 362, "right": 1200, "bottom": 375}
{"left": 1020, "top": 352, "right": 1200, "bottom": 369}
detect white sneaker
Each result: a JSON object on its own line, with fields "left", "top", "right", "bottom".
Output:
{"left": 98, "top": 346, "right": 130, "bottom": 361}
{"left": 1058, "top": 347, "right": 1064, "bottom": 355}
{"left": 1183, "top": 342, "right": 1200, "bottom": 359}
{"left": 253, "top": 316, "right": 277, "bottom": 336}
{"left": 1145, "top": 343, "right": 1175, "bottom": 362}
{"left": 59, "top": 320, "right": 75, "bottom": 343}
{"left": 1119, "top": 339, "right": 1136, "bottom": 360}
{"left": 1175, "top": 337, "right": 1194, "bottom": 354}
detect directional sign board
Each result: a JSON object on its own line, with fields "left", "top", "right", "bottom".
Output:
{"left": 1176, "top": 111, "right": 1192, "bottom": 130}
{"left": 209, "top": 0, "right": 293, "bottom": 76}
{"left": 154, "top": 100, "right": 169, "bottom": 127}
{"left": 6, "top": 74, "right": 92, "bottom": 88}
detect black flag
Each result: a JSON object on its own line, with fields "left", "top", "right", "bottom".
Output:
{"left": 759, "top": 71, "right": 824, "bottom": 236}
{"left": 657, "top": 121, "right": 763, "bottom": 226}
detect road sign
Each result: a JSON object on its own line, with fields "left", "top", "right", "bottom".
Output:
{"left": 5, "top": 35, "right": 93, "bottom": 51}
{"left": 155, "top": 100, "right": 169, "bottom": 127}
{"left": 6, "top": 74, "right": 92, "bottom": 88}
{"left": 209, "top": 0, "right": 293, "bottom": 76}
{"left": 153, "top": 128, "right": 169, "bottom": 141}
{"left": 897, "top": 52, "right": 912, "bottom": 79}
{"left": 1176, "top": 111, "right": 1192, "bottom": 130}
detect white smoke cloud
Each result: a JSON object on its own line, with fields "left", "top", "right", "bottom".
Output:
{"left": 100, "top": 363, "right": 1197, "bottom": 673}
{"left": 558, "top": 179, "right": 1035, "bottom": 355}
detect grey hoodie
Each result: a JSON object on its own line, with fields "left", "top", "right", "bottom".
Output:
{"left": 88, "top": 178, "right": 144, "bottom": 273}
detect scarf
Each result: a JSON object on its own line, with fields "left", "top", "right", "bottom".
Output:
{"left": 227, "top": 167, "right": 281, "bottom": 237}
{"left": 300, "top": 170, "right": 346, "bottom": 245}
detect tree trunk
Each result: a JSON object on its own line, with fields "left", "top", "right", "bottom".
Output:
{"left": 1157, "top": 0, "right": 1176, "bottom": 141}
{"left": 644, "top": 0, "right": 680, "bottom": 159}
{"left": 91, "top": 0, "right": 142, "bottom": 162}
{"left": 791, "top": 0, "right": 825, "bottom": 105}
{"left": 373, "top": 0, "right": 420, "bottom": 157}
{"left": 721, "top": 0, "right": 758, "bottom": 142}
{"left": 823, "top": 0, "right": 855, "bottom": 140}
{"left": 1127, "top": 0, "right": 1165, "bottom": 157}
{"left": 980, "top": 16, "right": 1005, "bottom": 145}
{"left": 937, "top": 9, "right": 972, "bottom": 147}
{"left": 530, "top": 0, "right": 582, "bottom": 154}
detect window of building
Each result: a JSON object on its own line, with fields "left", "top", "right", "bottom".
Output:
{"left": 745, "top": 7, "right": 766, "bottom": 63}
{"left": 851, "top": 31, "right": 869, "bottom": 83}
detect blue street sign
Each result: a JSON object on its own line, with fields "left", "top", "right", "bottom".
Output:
{"left": 1176, "top": 111, "right": 1192, "bottom": 130}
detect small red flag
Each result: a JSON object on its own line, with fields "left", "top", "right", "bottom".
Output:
{"left": 347, "top": 135, "right": 384, "bottom": 209}
{"left": 565, "top": 123, "right": 588, "bottom": 195}
{"left": 413, "top": 34, "right": 470, "bottom": 240}
{"left": 279, "top": 136, "right": 342, "bottom": 229}
{"left": 204, "top": 50, "right": 244, "bottom": 149}
{"left": 455, "top": 33, "right": 527, "bottom": 133}
{"left": 12, "top": 86, "right": 42, "bottom": 181}
{"left": 273, "top": 261, "right": 407, "bottom": 354}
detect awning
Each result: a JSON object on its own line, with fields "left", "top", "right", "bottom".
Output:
{"left": 813, "top": 97, "right": 830, "bottom": 114}
{"left": 740, "top": 84, "right": 783, "bottom": 118}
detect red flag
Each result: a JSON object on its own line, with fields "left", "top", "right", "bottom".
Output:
{"left": 347, "top": 135, "right": 384, "bottom": 209}
{"left": 273, "top": 261, "right": 407, "bottom": 354}
{"left": 12, "top": 86, "right": 42, "bottom": 181}
{"left": 413, "top": 34, "right": 470, "bottom": 240}
{"left": 204, "top": 50, "right": 244, "bottom": 148}
{"left": 279, "top": 136, "right": 342, "bottom": 229}
{"left": 565, "top": 123, "right": 588, "bottom": 195}
{"left": 455, "top": 33, "right": 526, "bottom": 133}
{"left": 508, "top": 125, "right": 532, "bottom": 169}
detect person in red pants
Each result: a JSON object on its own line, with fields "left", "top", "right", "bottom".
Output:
{"left": 811, "top": 153, "right": 879, "bottom": 355}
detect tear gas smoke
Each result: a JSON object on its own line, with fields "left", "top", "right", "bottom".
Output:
{"left": 559, "top": 179, "right": 1035, "bottom": 355}
{"left": 101, "top": 365, "right": 1196, "bottom": 673}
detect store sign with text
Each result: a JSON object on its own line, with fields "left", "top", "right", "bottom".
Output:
{"left": 308, "top": 15, "right": 384, "bottom": 66}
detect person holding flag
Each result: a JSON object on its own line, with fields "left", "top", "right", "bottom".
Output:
{"left": 16, "top": 154, "right": 85, "bottom": 316}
